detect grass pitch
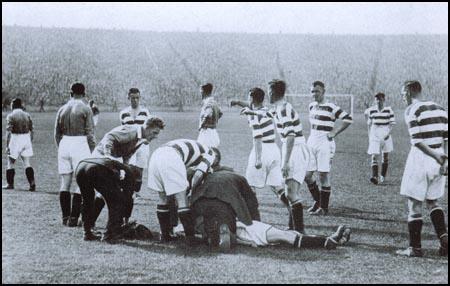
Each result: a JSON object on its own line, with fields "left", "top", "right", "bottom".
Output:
{"left": 2, "top": 110, "right": 448, "bottom": 283}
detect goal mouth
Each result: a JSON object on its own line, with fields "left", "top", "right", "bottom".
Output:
{"left": 285, "top": 94, "right": 354, "bottom": 117}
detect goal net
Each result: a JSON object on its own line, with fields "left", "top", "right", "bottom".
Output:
{"left": 285, "top": 94, "right": 354, "bottom": 117}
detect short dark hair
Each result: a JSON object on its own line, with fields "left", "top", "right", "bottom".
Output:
{"left": 313, "top": 81, "right": 325, "bottom": 89}
{"left": 128, "top": 88, "right": 140, "bottom": 95}
{"left": 404, "top": 81, "right": 422, "bottom": 95}
{"left": 71, "top": 83, "right": 85, "bottom": 95}
{"left": 144, "top": 117, "right": 165, "bottom": 130}
{"left": 375, "top": 92, "right": 385, "bottom": 99}
{"left": 201, "top": 83, "right": 213, "bottom": 95}
{"left": 12, "top": 98, "right": 22, "bottom": 109}
{"left": 249, "top": 87, "right": 265, "bottom": 103}
{"left": 268, "top": 79, "right": 286, "bottom": 97}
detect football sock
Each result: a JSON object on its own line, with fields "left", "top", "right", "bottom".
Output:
{"left": 408, "top": 215, "right": 423, "bottom": 249}
{"left": 70, "top": 193, "right": 82, "bottom": 219}
{"left": 307, "top": 182, "right": 320, "bottom": 206}
{"left": 300, "top": 235, "right": 327, "bottom": 248}
{"left": 381, "top": 163, "right": 388, "bottom": 177}
{"left": 25, "top": 167, "right": 35, "bottom": 186}
{"left": 157, "top": 204, "right": 171, "bottom": 239}
{"left": 6, "top": 168, "right": 15, "bottom": 186}
{"left": 430, "top": 207, "right": 447, "bottom": 240}
{"left": 320, "top": 187, "right": 331, "bottom": 211}
{"left": 92, "top": 197, "right": 105, "bottom": 222}
{"left": 59, "top": 191, "right": 71, "bottom": 219}
{"left": 178, "top": 207, "right": 195, "bottom": 237}
{"left": 290, "top": 201, "right": 304, "bottom": 233}
{"left": 371, "top": 164, "right": 378, "bottom": 178}
{"left": 168, "top": 197, "right": 179, "bottom": 228}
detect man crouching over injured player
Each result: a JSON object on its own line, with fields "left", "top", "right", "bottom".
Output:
{"left": 189, "top": 167, "right": 351, "bottom": 252}
{"left": 75, "top": 157, "right": 141, "bottom": 241}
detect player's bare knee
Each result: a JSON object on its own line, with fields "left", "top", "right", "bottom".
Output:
{"left": 318, "top": 172, "right": 329, "bottom": 187}
{"left": 407, "top": 198, "right": 422, "bottom": 217}
{"left": 425, "top": 199, "right": 438, "bottom": 210}
{"left": 371, "top": 155, "right": 378, "bottom": 166}
{"left": 304, "top": 172, "right": 314, "bottom": 184}
{"left": 158, "top": 192, "right": 168, "bottom": 205}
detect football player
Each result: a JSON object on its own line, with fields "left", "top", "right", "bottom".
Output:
{"left": 55, "top": 83, "right": 96, "bottom": 227}
{"left": 147, "top": 139, "right": 219, "bottom": 246}
{"left": 3, "top": 98, "right": 36, "bottom": 192}
{"left": 364, "top": 93, "right": 396, "bottom": 184}
{"left": 197, "top": 83, "right": 223, "bottom": 148}
{"left": 304, "top": 81, "right": 352, "bottom": 216}
{"left": 231, "top": 88, "right": 293, "bottom": 229}
{"left": 190, "top": 168, "right": 351, "bottom": 252}
{"left": 396, "top": 80, "right": 448, "bottom": 257}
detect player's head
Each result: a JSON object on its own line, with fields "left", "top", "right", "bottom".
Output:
{"left": 11, "top": 98, "right": 23, "bottom": 110}
{"left": 128, "top": 88, "right": 140, "bottom": 109}
{"left": 201, "top": 83, "right": 213, "bottom": 99}
{"left": 375, "top": 92, "right": 385, "bottom": 106}
{"left": 210, "top": 147, "right": 221, "bottom": 169}
{"left": 71, "top": 83, "right": 85, "bottom": 98}
{"left": 268, "top": 79, "right": 286, "bottom": 104}
{"left": 311, "top": 81, "right": 325, "bottom": 103}
{"left": 142, "top": 116, "right": 165, "bottom": 141}
{"left": 248, "top": 87, "right": 265, "bottom": 106}
{"left": 402, "top": 80, "right": 422, "bottom": 106}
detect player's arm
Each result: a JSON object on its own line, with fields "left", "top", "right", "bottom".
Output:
{"left": 364, "top": 109, "right": 371, "bottom": 135}
{"left": 329, "top": 106, "right": 352, "bottom": 140}
{"left": 54, "top": 108, "right": 63, "bottom": 147}
{"left": 282, "top": 135, "right": 295, "bottom": 178}
{"left": 415, "top": 142, "right": 447, "bottom": 165}
{"left": 28, "top": 114, "right": 34, "bottom": 142}
{"left": 85, "top": 108, "right": 96, "bottom": 152}
{"left": 5, "top": 117, "right": 12, "bottom": 154}
{"left": 385, "top": 108, "right": 396, "bottom": 140}
{"left": 254, "top": 137, "right": 262, "bottom": 169}
{"left": 230, "top": 100, "right": 250, "bottom": 108}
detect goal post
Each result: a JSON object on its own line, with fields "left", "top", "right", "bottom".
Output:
{"left": 285, "top": 94, "right": 354, "bottom": 117}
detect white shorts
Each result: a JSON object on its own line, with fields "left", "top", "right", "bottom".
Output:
{"left": 129, "top": 143, "right": 150, "bottom": 169}
{"left": 367, "top": 127, "right": 393, "bottom": 155}
{"left": 246, "top": 143, "right": 283, "bottom": 188}
{"left": 147, "top": 147, "right": 189, "bottom": 196}
{"left": 282, "top": 143, "right": 310, "bottom": 184}
{"left": 236, "top": 220, "right": 272, "bottom": 247}
{"left": 58, "top": 136, "right": 91, "bottom": 175}
{"left": 400, "top": 147, "right": 447, "bottom": 201}
{"left": 307, "top": 137, "right": 335, "bottom": 173}
{"left": 197, "top": 128, "right": 220, "bottom": 148}
{"left": 8, "top": 133, "right": 33, "bottom": 160}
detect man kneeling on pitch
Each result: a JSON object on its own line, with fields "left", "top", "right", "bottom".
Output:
{"left": 75, "top": 157, "right": 140, "bottom": 241}
{"left": 189, "top": 168, "right": 351, "bottom": 252}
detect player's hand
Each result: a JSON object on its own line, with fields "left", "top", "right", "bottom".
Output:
{"left": 435, "top": 153, "right": 448, "bottom": 165}
{"left": 240, "top": 107, "right": 254, "bottom": 116}
{"left": 119, "top": 170, "right": 126, "bottom": 180}
{"left": 327, "top": 133, "right": 335, "bottom": 141}
{"left": 439, "top": 162, "right": 448, "bottom": 176}
{"left": 384, "top": 134, "right": 390, "bottom": 141}
{"left": 282, "top": 164, "right": 290, "bottom": 178}
{"left": 255, "top": 159, "right": 262, "bottom": 169}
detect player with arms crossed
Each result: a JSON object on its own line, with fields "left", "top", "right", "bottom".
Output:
{"left": 198, "top": 83, "right": 223, "bottom": 148}
{"left": 231, "top": 87, "right": 293, "bottom": 229}
{"left": 3, "top": 98, "right": 36, "bottom": 192}
{"left": 55, "top": 83, "right": 96, "bottom": 227}
{"left": 304, "top": 81, "right": 352, "bottom": 216}
{"left": 364, "top": 92, "right": 396, "bottom": 185}
{"left": 396, "top": 80, "right": 448, "bottom": 257}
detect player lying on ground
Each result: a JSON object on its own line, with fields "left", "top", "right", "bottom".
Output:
{"left": 75, "top": 158, "right": 141, "bottom": 241}
{"left": 231, "top": 87, "right": 293, "bottom": 229}
{"left": 3, "top": 98, "right": 36, "bottom": 192}
{"left": 189, "top": 168, "right": 351, "bottom": 252}
{"left": 396, "top": 80, "right": 448, "bottom": 258}
{"left": 364, "top": 92, "right": 396, "bottom": 185}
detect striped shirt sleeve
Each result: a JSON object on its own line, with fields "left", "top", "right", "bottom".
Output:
{"left": 389, "top": 108, "right": 396, "bottom": 125}
{"left": 364, "top": 108, "right": 371, "bottom": 125}
{"left": 279, "top": 103, "right": 298, "bottom": 137}
{"left": 333, "top": 104, "right": 353, "bottom": 123}
{"left": 405, "top": 107, "right": 422, "bottom": 145}
{"left": 195, "top": 148, "right": 216, "bottom": 173}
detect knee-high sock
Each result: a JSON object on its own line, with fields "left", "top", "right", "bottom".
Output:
{"left": 276, "top": 189, "right": 293, "bottom": 229}
{"left": 371, "top": 164, "right": 378, "bottom": 178}
{"left": 320, "top": 187, "right": 331, "bottom": 210}
{"left": 178, "top": 207, "right": 195, "bottom": 237}
{"left": 25, "top": 167, "right": 35, "bottom": 186}
{"left": 60, "top": 191, "right": 71, "bottom": 219}
{"left": 92, "top": 197, "right": 105, "bottom": 223}
{"left": 307, "top": 182, "right": 320, "bottom": 206}
{"left": 430, "top": 207, "right": 448, "bottom": 240}
{"left": 70, "top": 193, "right": 82, "bottom": 219}
{"left": 408, "top": 214, "right": 423, "bottom": 249}
{"left": 6, "top": 169, "right": 15, "bottom": 186}
{"left": 157, "top": 204, "right": 171, "bottom": 239}
{"left": 295, "top": 234, "right": 327, "bottom": 248}
{"left": 290, "top": 201, "right": 304, "bottom": 233}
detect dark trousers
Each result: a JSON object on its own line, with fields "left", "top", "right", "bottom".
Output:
{"left": 193, "top": 198, "right": 237, "bottom": 236}
{"left": 76, "top": 162, "right": 132, "bottom": 233}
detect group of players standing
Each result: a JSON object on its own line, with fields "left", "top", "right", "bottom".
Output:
{"left": 2, "top": 78, "right": 448, "bottom": 257}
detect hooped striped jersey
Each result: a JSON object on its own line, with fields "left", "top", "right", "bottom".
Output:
{"left": 247, "top": 106, "right": 276, "bottom": 143}
{"left": 199, "top": 97, "right": 222, "bottom": 129}
{"left": 405, "top": 101, "right": 448, "bottom": 148}
{"left": 120, "top": 106, "right": 151, "bottom": 125}
{"left": 266, "top": 102, "right": 305, "bottom": 144}
{"left": 165, "top": 139, "right": 216, "bottom": 173}
{"left": 364, "top": 106, "right": 396, "bottom": 126}
{"left": 308, "top": 101, "right": 353, "bottom": 139}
